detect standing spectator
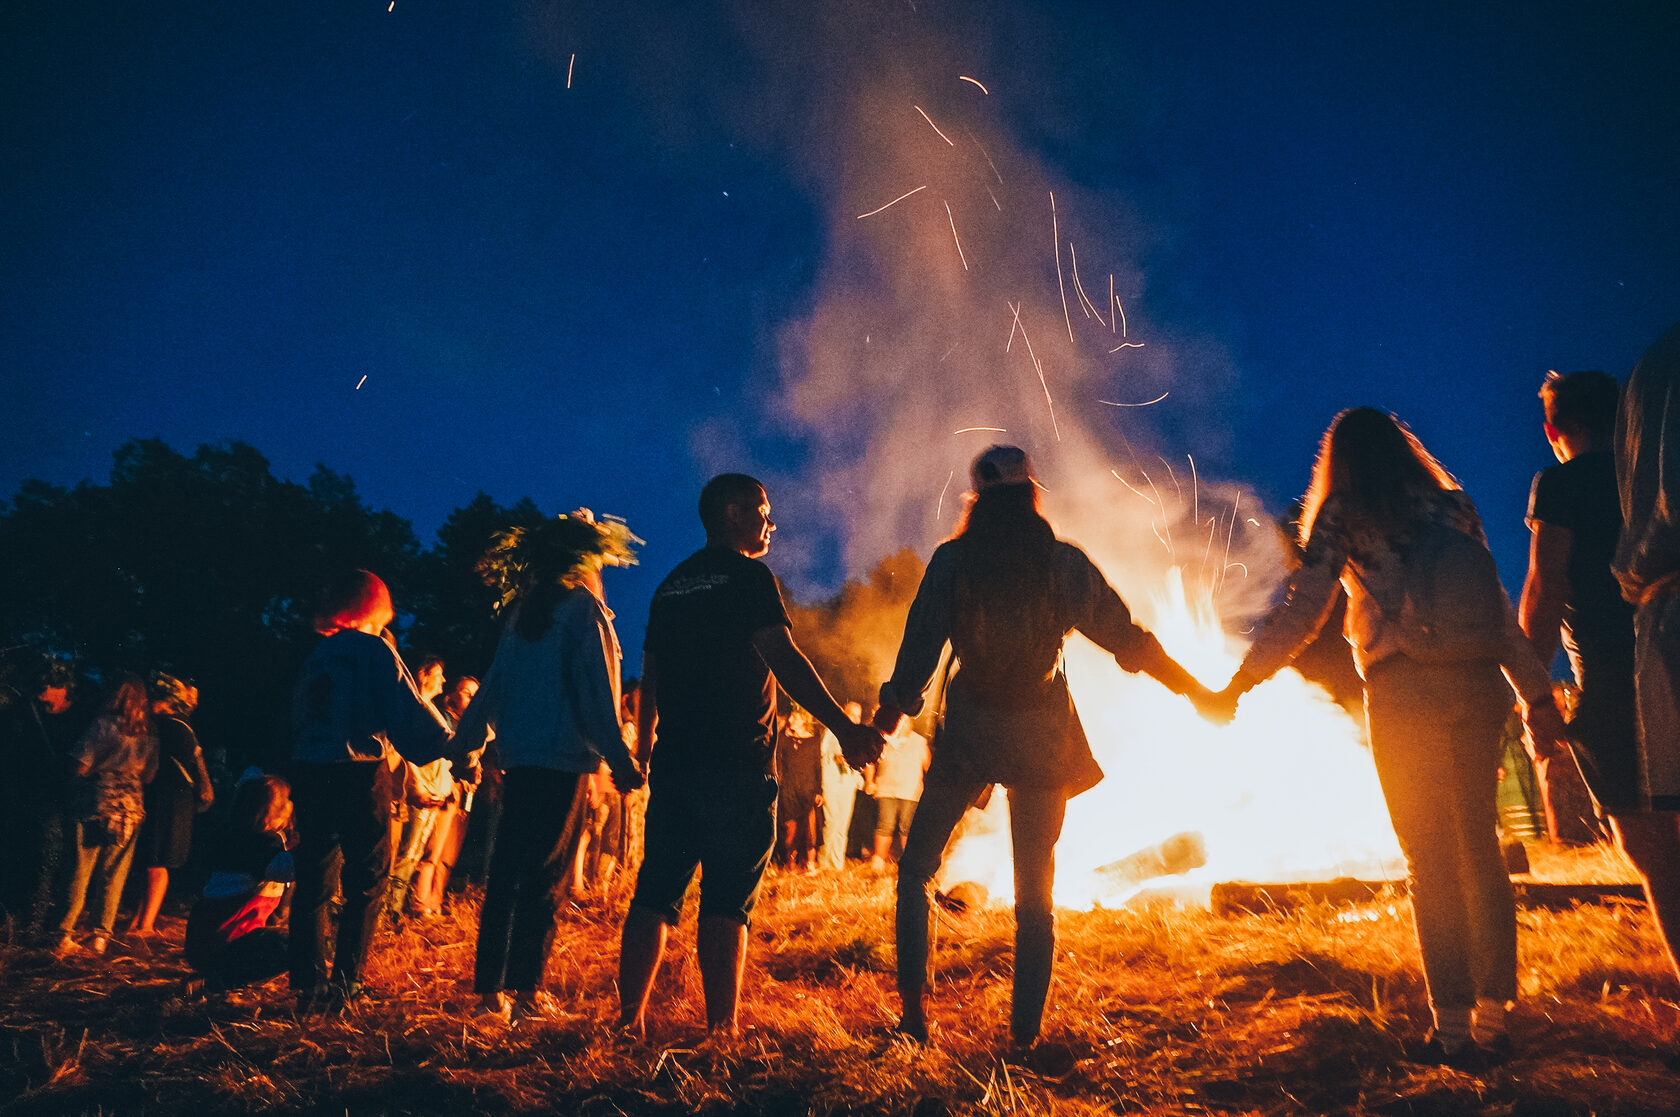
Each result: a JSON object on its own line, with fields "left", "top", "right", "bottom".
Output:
{"left": 877, "top": 446, "right": 1215, "bottom": 1048}
{"left": 127, "top": 673, "right": 214, "bottom": 938}
{"left": 1519, "top": 370, "right": 1633, "bottom": 846}
{"left": 618, "top": 473, "right": 883, "bottom": 1036}
{"left": 54, "top": 676, "right": 158, "bottom": 956}
{"left": 818, "top": 702, "right": 866, "bottom": 871}
{"left": 185, "top": 773, "right": 294, "bottom": 991}
{"left": 0, "top": 659, "right": 87, "bottom": 938}
{"left": 412, "top": 675, "right": 480, "bottom": 915}
{"left": 386, "top": 658, "right": 451, "bottom": 921}
{"left": 776, "top": 707, "right": 824, "bottom": 872}
{"left": 1213, "top": 410, "right": 1568, "bottom": 1067}
{"left": 1610, "top": 322, "right": 1680, "bottom": 989}
{"left": 865, "top": 709, "right": 930, "bottom": 871}
{"left": 454, "top": 511, "right": 644, "bottom": 1022}
{"left": 288, "top": 570, "right": 460, "bottom": 1014}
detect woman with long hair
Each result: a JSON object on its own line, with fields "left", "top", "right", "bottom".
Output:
{"left": 1214, "top": 408, "right": 1568, "bottom": 1067}
{"left": 54, "top": 675, "right": 157, "bottom": 956}
{"left": 127, "top": 673, "right": 213, "bottom": 938}
{"left": 875, "top": 446, "right": 1216, "bottom": 1049}
{"left": 454, "top": 511, "right": 644, "bottom": 1022}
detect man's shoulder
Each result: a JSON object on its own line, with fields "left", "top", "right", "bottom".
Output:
{"left": 654, "top": 549, "right": 773, "bottom": 601}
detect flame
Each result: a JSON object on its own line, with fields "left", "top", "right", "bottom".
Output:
{"left": 937, "top": 566, "right": 1404, "bottom": 909}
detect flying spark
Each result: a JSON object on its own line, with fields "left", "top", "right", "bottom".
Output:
{"left": 1217, "top": 491, "right": 1242, "bottom": 597}
{"left": 1110, "top": 469, "right": 1156, "bottom": 505}
{"left": 857, "top": 184, "right": 928, "bottom": 220}
{"left": 1050, "top": 192, "right": 1073, "bottom": 343}
{"left": 967, "top": 129, "right": 1005, "bottom": 185}
{"left": 567, "top": 53, "right": 575, "bottom": 89}
{"left": 914, "top": 105, "right": 955, "bottom": 146}
{"left": 1005, "top": 300, "right": 1024, "bottom": 353}
{"left": 945, "top": 200, "right": 969, "bottom": 271}
{"left": 1108, "top": 342, "right": 1146, "bottom": 353}
{"left": 954, "top": 426, "right": 1007, "bottom": 434}
{"left": 355, "top": 375, "right": 368, "bottom": 390}
{"left": 1098, "top": 392, "right": 1169, "bottom": 407}
{"left": 1113, "top": 293, "right": 1129, "bottom": 337}
{"left": 1069, "top": 242, "right": 1108, "bottom": 327}
{"left": 958, "top": 75, "right": 990, "bottom": 94}
{"left": 1011, "top": 306, "right": 1061, "bottom": 441}
{"left": 936, "top": 469, "right": 954, "bottom": 521}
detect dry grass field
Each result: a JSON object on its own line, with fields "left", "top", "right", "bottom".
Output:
{"left": 2, "top": 843, "right": 1677, "bottom": 1116}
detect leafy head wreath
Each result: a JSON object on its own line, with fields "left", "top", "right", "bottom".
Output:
{"left": 476, "top": 509, "right": 641, "bottom": 616}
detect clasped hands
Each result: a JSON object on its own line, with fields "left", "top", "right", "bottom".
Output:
{"left": 1186, "top": 670, "right": 1256, "bottom": 726}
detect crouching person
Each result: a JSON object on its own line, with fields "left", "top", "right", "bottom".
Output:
{"left": 186, "top": 774, "right": 295, "bottom": 991}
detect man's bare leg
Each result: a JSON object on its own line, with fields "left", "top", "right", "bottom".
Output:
{"left": 1610, "top": 812, "right": 1680, "bottom": 982}
{"left": 697, "top": 915, "right": 747, "bottom": 1035}
{"left": 617, "top": 906, "right": 668, "bottom": 1033}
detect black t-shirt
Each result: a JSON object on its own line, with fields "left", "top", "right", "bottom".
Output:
{"left": 644, "top": 547, "right": 790, "bottom": 776}
{"left": 1528, "top": 450, "right": 1636, "bottom": 682}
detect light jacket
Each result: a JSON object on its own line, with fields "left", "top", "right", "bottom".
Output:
{"left": 1238, "top": 488, "right": 1553, "bottom": 710}
{"left": 453, "top": 586, "right": 633, "bottom": 775}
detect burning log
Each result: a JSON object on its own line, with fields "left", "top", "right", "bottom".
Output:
{"left": 1093, "top": 831, "right": 1207, "bottom": 891}
{"left": 1211, "top": 878, "right": 1648, "bottom": 917}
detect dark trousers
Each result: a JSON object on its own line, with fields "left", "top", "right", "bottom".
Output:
{"left": 287, "top": 762, "right": 392, "bottom": 997}
{"left": 896, "top": 771, "right": 1067, "bottom": 1040}
{"left": 1366, "top": 656, "right": 1517, "bottom": 1015}
{"left": 473, "top": 767, "right": 591, "bottom": 995}
{"left": 189, "top": 926, "right": 290, "bottom": 989}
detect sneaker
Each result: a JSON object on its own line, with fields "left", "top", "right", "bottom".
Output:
{"left": 50, "top": 935, "right": 80, "bottom": 959}
{"left": 90, "top": 935, "right": 109, "bottom": 955}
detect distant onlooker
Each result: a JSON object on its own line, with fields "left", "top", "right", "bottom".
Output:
{"left": 817, "top": 702, "right": 866, "bottom": 871}
{"left": 412, "top": 675, "right": 480, "bottom": 915}
{"left": 775, "top": 707, "right": 824, "bottom": 872}
{"left": 0, "top": 659, "right": 87, "bottom": 938}
{"left": 185, "top": 773, "right": 295, "bottom": 991}
{"left": 865, "top": 711, "right": 930, "bottom": 870}
{"left": 1519, "top": 369, "right": 1632, "bottom": 847}
{"left": 54, "top": 676, "right": 158, "bottom": 956}
{"left": 1610, "top": 322, "right": 1680, "bottom": 988}
{"left": 127, "top": 673, "right": 214, "bottom": 938}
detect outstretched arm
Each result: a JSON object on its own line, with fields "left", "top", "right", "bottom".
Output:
{"left": 751, "top": 624, "right": 884, "bottom": 767}
{"left": 1518, "top": 520, "right": 1571, "bottom": 669}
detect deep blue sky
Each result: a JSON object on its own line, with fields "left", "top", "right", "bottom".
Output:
{"left": 5, "top": 2, "right": 1677, "bottom": 665}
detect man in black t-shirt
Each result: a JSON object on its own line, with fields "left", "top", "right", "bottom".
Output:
{"left": 617, "top": 473, "right": 884, "bottom": 1036}
{"left": 1520, "top": 370, "right": 1637, "bottom": 842}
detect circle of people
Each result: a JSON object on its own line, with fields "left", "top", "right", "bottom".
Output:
{"left": 15, "top": 323, "right": 1680, "bottom": 1071}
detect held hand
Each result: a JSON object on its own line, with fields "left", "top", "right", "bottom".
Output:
{"left": 871, "top": 705, "right": 906, "bottom": 734}
{"left": 838, "top": 720, "right": 886, "bottom": 769}
{"left": 611, "top": 759, "right": 647, "bottom": 794}
{"left": 1522, "top": 700, "right": 1571, "bottom": 764}
{"left": 457, "top": 759, "right": 483, "bottom": 789}
{"left": 1191, "top": 685, "right": 1240, "bottom": 726}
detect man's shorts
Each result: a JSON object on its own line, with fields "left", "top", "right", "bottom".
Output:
{"left": 630, "top": 767, "right": 778, "bottom": 926}
{"left": 1633, "top": 595, "right": 1680, "bottom": 811}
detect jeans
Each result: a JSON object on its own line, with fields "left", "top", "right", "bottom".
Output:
{"left": 473, "top": 767, "right": 591, "bottom": 995}
{"left": 896, "top": 771, "right": 1067, "bottom": 1040}
{"left": 386, "top": 805, "right": 440, "bottom": 917}
{"left": 57, "top": 818, "right": 139, "bottom": 938}
{"left": 287, "top": 762, "right": 392, "bottom": 998}
{"left": 1365, "top": 655, "right": 1517, "bottom": 1017}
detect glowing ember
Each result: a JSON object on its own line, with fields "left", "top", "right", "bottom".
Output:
{"left": 938, "top": 565, "right": 1404, "bottom": 909}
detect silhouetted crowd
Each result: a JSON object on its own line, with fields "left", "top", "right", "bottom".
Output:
{"left": 3, "top": 323, "right": 1679, "bottom": 1073}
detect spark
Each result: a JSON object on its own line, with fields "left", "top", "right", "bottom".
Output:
{"left": 1108, "top": 342, "right": 1146, "bottom": 353}
{"left": 1217, "top": 491, "right": 1242, "bottom": 597}
{"left": 1200, "top": 516, "right": 1218, "bottom": 586}
{"left": 1246, "top": 517, "right": 1261, "bottom": 527}
{"left": 1005, "top": 300, "right": 1024, "bottom": 353}
{"left": 1069, "top": 242, "right": 1108, "bottom": 327}
{"left": 944, "top": 200, "right": 969, "bottom": 271}
{"left": 1139, "top": 467, "right": 1173, "bottom": 556}
{"left": 939, "top": 343, "right": 956, "bottom": 362}
{"left": 856, "top": 184, "right": 928, "bottom": 220}
{"left": 1159, "top": 456, "right": 1182, "bottom": 508}
{"left": 1012, "top": 306, "right": 1061, "bottom": 441}
{"left": 936, "top": 469, "right": 954, "bottom": 521}
{"left": 1188, "top": 454, "right": 1199, "bottom": 528}
{"left": 1109, "top": 275, "right": 1116, "bottom": 334}
{"left": 387, "top": 1, "right": 394, "bottom": 9}
{"left": 567, "top": 53, "right": 575, "bottom": 89}
{"left": 966, "top": 129, "right": 1004, "bottom": 185}
{"left": 986, "top": 188, "right": 1001, "bottom": 211}
{"left": 1051, "top": 192, "right": 1073, "bottom": 343}
{"left": 1224, "top": 561, "right": 1249, "bottom": 579}
{"left": 1110, "top": 469, "right": 1155, "bottom": 505}
{"left": 954, "top": 426, "right": 1007, "bottom": 434}
{"left": 914, "top": 105, "right": 955, "bottom": 147}
{"left": 958, "top": 75, "right": 990, "bottom": 94}
{"left": 1151, "top": 521, "right": 1171, "bottom": 553}
{"left": 1097, "top": 392, "right": 1169, "bottom": 408}
{"left": 1113, "top": 292, "right": 1129, "bottom": 337}
{"left": 355, "top": 375, "right": 368, "bottom": 390}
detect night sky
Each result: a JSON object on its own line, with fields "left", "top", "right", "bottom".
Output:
{"left": 6, "top": 1, "right": 1678, "bottom": 667}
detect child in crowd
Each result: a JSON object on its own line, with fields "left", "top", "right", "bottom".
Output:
{"left": 185, "top": 773, "right": 295, "bottom": 991}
